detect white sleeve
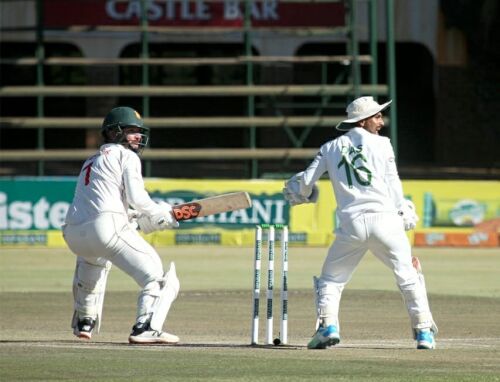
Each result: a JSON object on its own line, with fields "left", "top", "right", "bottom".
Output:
{"left": 299, "top": 147, "right": 328, "bottom": 196}
{"left": 123, "top": 153, "right": 161, "bottom": 217}
{"left": 384, "top": 140, "right": 406, "bottom": 210}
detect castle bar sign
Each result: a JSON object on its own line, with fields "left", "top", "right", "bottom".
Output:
{"left": 43, "top": 0, "right": 345, "bottom": 27}
{"left": 106, "top": 0, "right": 278, "bottom": 22}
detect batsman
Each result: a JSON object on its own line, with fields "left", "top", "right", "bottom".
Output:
{"left": 283, "top": 96, "right": 438, "bottom": 350}
{"left": 63, "top": 106, "right": 180, "bottom": 344}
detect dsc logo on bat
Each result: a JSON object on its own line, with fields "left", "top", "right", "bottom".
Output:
{"left": 173, "top": 203, "right": 202, "bottom": 221}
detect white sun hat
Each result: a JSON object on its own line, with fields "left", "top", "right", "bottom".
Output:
{"left": 335, "top": 96, "right": 392, "bottom": 131}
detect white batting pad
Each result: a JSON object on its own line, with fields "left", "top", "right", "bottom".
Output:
{"left": 149, "top": 262, "right": 180, "bottom": 331}
{"left": 314, "top": 277, "right": 343, "bottom": 329}
{"left": 71, "top": 258, "right": 111, "bottom": 333}
{"left": 137, "top": 262, "right": 180, "bottom": 331}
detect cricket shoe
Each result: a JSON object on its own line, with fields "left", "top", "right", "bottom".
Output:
{"left": 307, "top": 324, "right": 340, "bottom": 349}
{"left": 128, "top": 322, "right": 179, "bottom": 345}
{"left": 416, "top": 329, "right": 436, "bottom": 350}
{"left": 73, "top": 317, "right": 95, "bottom": 340}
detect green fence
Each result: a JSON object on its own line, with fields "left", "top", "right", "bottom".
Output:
{"left": 0, "top": 0, "right": 396, "bottom": 178}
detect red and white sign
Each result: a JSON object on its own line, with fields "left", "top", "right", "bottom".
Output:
{"left": 43, "top": 0, "right": 345, "bottom": 28}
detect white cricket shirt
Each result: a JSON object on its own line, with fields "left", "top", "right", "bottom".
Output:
{"left": 301, "top": 127, "right": 406, "bottom": 224}
{"left": 65, "top": 144, "right": 161, "bottom": 225}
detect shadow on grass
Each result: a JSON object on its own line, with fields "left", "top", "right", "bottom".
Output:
{"left": 1, "top": 339, "right": 412, "bottom": 351}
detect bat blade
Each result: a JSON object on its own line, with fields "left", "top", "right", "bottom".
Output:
{"left": 172, "top": 192, "right": 252, "bottom": 221}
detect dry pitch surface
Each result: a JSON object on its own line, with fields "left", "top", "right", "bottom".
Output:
{"left": 1, "top": 246, "right": 499, "bottom": 381}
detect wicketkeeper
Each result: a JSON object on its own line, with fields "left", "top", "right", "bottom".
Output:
{"left": 283, "top": 96, "right": 438, "bottom": 349}
{"left": 63, "top": 106, "right": 180, "bottom": 344}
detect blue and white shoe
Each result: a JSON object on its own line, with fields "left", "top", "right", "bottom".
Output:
{"left": 307, "top": 325, "right": 340, "bottom": 349}
{"left": 416, "top": 329, "right": 436, "bottom": 349}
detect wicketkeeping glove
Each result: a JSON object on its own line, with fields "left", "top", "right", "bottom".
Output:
{"left": 398, "top": 199, "right": 419, "bottom": 231}
{"left": 283, "top": 173, "right": 319, "bottom": 206}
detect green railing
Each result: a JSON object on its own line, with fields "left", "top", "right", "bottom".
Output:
{"left": 0, "top": 0, "right": 396, "bottom": 178}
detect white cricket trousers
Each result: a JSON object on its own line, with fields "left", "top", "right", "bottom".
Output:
{"left": 63, "top": 212, "right": 164, "bottom": 322}
{"left": 317, "top": 212, "right": 433, "bottom": 331}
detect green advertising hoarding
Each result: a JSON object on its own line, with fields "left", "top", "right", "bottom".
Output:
{"left": 1, "top": 177, "right": 499, "bottom": 247}
{"left": 0, "top": 178, "right": 76, "bottom": 231}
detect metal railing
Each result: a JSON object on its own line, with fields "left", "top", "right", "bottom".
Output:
{"left": 0, "top": 0, "right": 396, "bottom": 178}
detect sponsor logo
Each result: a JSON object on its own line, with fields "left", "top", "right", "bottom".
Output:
{"left": 105, "top": 0, "right": 279, "bottom": 22}
{"left": 1, "top": 233, "right": 48, "bottom": 245}
{"left": 172, "top": 203, "right": 202, "bottom": 221}
{"left": 0, "top": 181, "right": 289, "bottom": 231}
{"left": 0, "top": 192, "right": 69, "bottom": 230}
{"left": 449, "top": 199, "right": 485, "bottom": 226}
{"left": 43, "top": 0, "right": 345, "bottom": 28}
{"left": 261, "top": 231, "right": 307, "bottom": 243}
{"left": 424, "top": 233, "right": 445, "bottom": 246}
{"left": 150, "top": 191, "right": 289, "bottom": 228}
{"left": 175, "top": 233, "right": 221, "bottom": 244}
{"left": 467, "top": 232, "right": 490, "bottom": 245}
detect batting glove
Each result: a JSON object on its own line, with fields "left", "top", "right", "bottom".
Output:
{"left": 137, "top": 201, "right": 179, "bottom": 234}
{"left": 155, "top": 201, "right": 179, "bottom": 229}
{"left": 137, "top": 214, "right": 160, "bottom": 234}
{"left": 127, "top": 208, "right": 140, "bottom": 230}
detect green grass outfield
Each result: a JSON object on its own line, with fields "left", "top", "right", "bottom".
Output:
{"left": 1, "top": 246, "right": 499, "bottom": 381}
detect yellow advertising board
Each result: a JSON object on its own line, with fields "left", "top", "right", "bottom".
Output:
{"left": 142, "top": 178, "right": 336, "bottom": 246}
{"left": 407, "top": 180, "right": 500, "bottom": 247}
{"left": 0, "top": 178, "right": 498, "bottom": 248}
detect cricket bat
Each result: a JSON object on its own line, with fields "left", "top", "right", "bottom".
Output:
{"left": 172, "top": 192, "right": 252, "bottom": 221}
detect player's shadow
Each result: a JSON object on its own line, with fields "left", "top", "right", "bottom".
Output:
{"left": 0, "top": 339, "right": 305, "bottom": 350}
{"left": 0, "top": 340, "right": 410, "bottom": 350}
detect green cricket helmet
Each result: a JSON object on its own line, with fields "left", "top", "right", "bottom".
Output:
{"left": 101, "top": 106, "right": 150, "bottom": 153}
